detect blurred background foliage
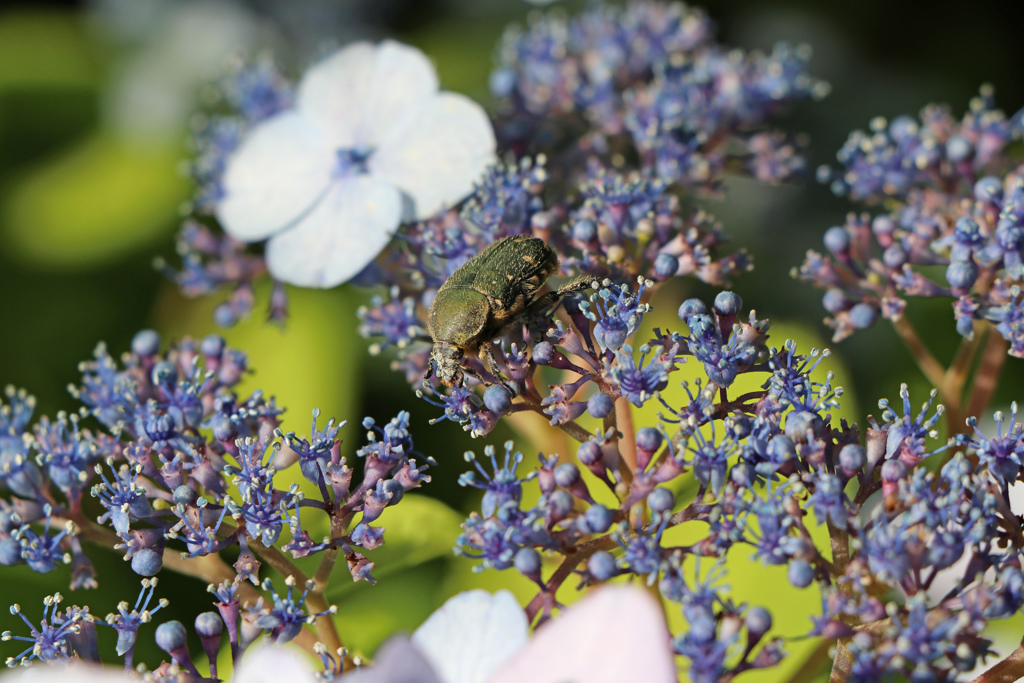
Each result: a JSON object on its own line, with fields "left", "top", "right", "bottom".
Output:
{"left": 2, "top": 0, "right": 1024, "bottom": 678}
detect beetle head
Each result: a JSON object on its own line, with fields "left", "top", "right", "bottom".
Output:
{"left": 430, "top": 341, "right": 465, "bottom": 386}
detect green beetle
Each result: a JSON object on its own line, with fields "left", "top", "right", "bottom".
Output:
{"left": 426, "top": 235, "right": 590, "bottom": 388}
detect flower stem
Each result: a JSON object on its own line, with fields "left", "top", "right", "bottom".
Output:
{"left": 971, "top": 635, "right": 1024, "bottom": 683}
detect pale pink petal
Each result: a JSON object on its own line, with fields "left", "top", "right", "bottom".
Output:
{"left": 489, "top": 586, "right": 677, "bottom": 683}
{"left": 216, "top": 111, "right": 335, "bottom": 242}
{"left": 412, "top": 590, "right": 528, "bottom": 683}
{"left": 233, "top": 645, "right": 319, "bottom": 683}
{"left": 343, "top": 637, "right": 445, "bottom": 683}
{"left": 298, "top": 40, "right": 439, "bottom": 149}
{"left": 369, "top": 92, "right": 496, "bottom": 221}
{"left": 265, "top": 175, "right": 402, "bottom": 288}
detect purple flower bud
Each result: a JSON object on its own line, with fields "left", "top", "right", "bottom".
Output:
{"left": 647, "top": 487, "right": 674, "bottom": 513}
{"left": 587, "top": 392, "right": 614, "bottom": 418}
{"left": 200, "top": 334, "right": 226, "bottom": 357}
{"left": 678, "top": 298, "right": 707, "bottom": 321}
{"left": 548, "top": 490, "right": 574, "bottom": 521}
{"left": 822, "top": 288, "right": 850, "bottom": 313}
{"left": 849, "top": 302, "right": 878, "bottom": 329}
{"left": 974, "top": 176, "right": 1003, "bottom": 202}
{"left": 155, "top": 621, "right": 188, "bottom": 652}
{"left": 839, "top": 444, "right": 866, "bottom": 472}
{"left": 577, "top": 441, "right": 602, "bottom": 465}
{"left": 213, "top": 303, "right": 238, "bottom": 327}
{"left": 554, "top": 462, "right": 581, "bottom": 488}
{"left": 483, "top": 385, "right": 513, "bottom": 414}
{"left": 533, "top": 341, "right": 555, "bottom": 365}
{"left": 514, "top": 547, "right": 542, "bottom": 577}
{"left": 636, "top": 427, "right": 663, "bottom": 453}
{"left": 572, "top": 219, "right": 597, "bottom": 242}
{"left": 654, "top": 253, "right": 679, "bottom": 279}
{"left": 131, "top": 548, "right": 163, "bottom": 576}
{"left": 785, "top": 411, "right": 823, "bottom": 441}
{"left": 823, "top": 226, "right": 851, "bottom": 254}
{"left": 746, "top": 606, "right": 772, "bottom": 638}
{"left": 0, "top": 537, "right": 22, "bottom": 566}
{"left": 713, "top": 291, "right": 742, "bottom": 317}
{"left": 132, "top": 330, "right": 161, "bottom": 357}
{"left": 945, "top": 260, "right": 979, "bottom": 292}
{"left": 787, "top": 559, "right": 815, "bottom": 588}
{"left": 583, "top": 504, "right": 613, "bottom": 534}
{"left": 173, "top": 485, "right": 197, "bottom": 505}
{"left": 882, "top": 244, "right": 907, "bottom": 269}
{"left": 588, "top": 551, "right": 618, "bottom": 581}
{"left": 195, "top": 612, "right": 223, "bottom": 638}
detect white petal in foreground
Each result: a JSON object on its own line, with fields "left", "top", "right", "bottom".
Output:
{"left": 265, "top": 175, "right": 402, "bottom": 288}
{"left": 489, "top": 586, "right": 677, "bottom": 683}
{"left": 233, "top": 645, "right": 319, "bottom": 683}
{"left": 412, "top": 590, "right": 529, "bottom": 683}
{"left": 217, "top": 111, "right": 336, "bottom": 242}
{"left": 298, "top": 40, "right": 439, "bottom": 149}
{"left": 7, "top": 664, "right": 130, "bottom": 683}
{"left": 343, "top": 637, "right": 445, "bottom": 683}
{"left": 370, "top": 92, "right": 496, "bottom": 221}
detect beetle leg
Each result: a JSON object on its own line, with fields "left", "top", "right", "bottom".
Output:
{"left": 556, "top": 274, "right": 596, "bottom": 296}
{"left": 479, "top": 343, "right": 517, "bottom": 394}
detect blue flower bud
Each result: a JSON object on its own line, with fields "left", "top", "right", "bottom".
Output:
{"left": 132, "top": 330, "right": 161, "bottom": 357}
{"left": 587, "top": 392, "right": 614, "bottom": 418}
{"left": 823, "top": 226, "right": 851, "bottom": 254}
{"left": 785, "top": 411, "right": 823, "bottom": 441}
{"left": 483, "top": 385, "right": 513, "bottom": 414}
{"left": 647, "top": 488, "right": 674, "bottom": 513}
{"left": 946, "top": 135, "right": 972, "bottom": 162}
{"left": 514, "top": 547, "right": 541, "bottom": 576}
{"left": 839, "top": 444, "right": 866, "bottom": 472}
{"left": 849, "top": 302, "right": 878, "bottom": 329}
{"left": 945, "top": 260, "right": 979, "bottom": 291}
{"left": 533, "top": 341, "right": 555, "bottom": 365}
{"left": 383, "top": 479, "right": 405, "bottom": 507}
{"left": 583, "top": 504, "right": 613, "bottom": 534}
{"left": 172, "top": 485, "right": 197, "bottom": 505}
{"left": 974, "top": 176, "right": 1003, "bottom": 202}
{"left": 678, "top": 298, "right": 707, "bottom": 321}
{"left": 155, "top": 621, "right": 188, "bottom": 652}
{"left": 653, "top": 253, "right": 679, "bottom": 279}
{"left": 745, "top": 606, "right": 772, "bottom": 637}
{"left": 882, "top": 244, "right": 907, "bottom": 270}
{"left": 871, "top": 215, "right": 896, "bottom": 238}
{"left": 572, "top": 219, "right": 597, "bottom": 242}
{"left": 190, "top": 613, "right": 221, "bottom": 642}
{"left": 713, "top": 291, "right": 742, "bottom": 316}
{"left": 588, "top": 551, "right": 618, "bottom": 581}
{"left": 881, "top": 459, "right": 907, "bottom": 483}
{"left": 213, "top": 303, "right": 238, "bottom": 327}
{"left": 132, "top": 548, "right": 163, "bottom": 577}
{"left": 822, "top": 288, "right": 850, "bottom": 313}
{"left": 636, "top": 427, "right": 663, "bottom": 453}
{"left": 200, "top": 334, "right": 226, "bottom": 357}
{"left": 577, "top": 441, "right": 602, "bottom": 465}
{"left": 0, "top": 537, "right": 22, "bottom": 566}
{"left": 788, "top": 559, "right": 815, "bottom": 588}
{"left": 554, "top": 463, "right": 580, "bottom": 488}
{"left": 210, "top": 416, "right": 237, "bottom": 442}
{"left": 548, "top": 490, "right": 574, "bottom": 519}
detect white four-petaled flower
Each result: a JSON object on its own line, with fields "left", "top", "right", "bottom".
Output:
{"left": 217, "top": 40, "right": 496, "bottom": 288}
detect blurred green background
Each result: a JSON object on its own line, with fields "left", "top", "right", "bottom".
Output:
{"left": 2, "top": 0, "right": 1024, "bottom": 678}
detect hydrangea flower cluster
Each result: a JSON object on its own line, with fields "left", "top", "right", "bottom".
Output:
{"left": 452, "top": 290, "right": 1024, "bottom": 681}
{"left": 491, "top": 1, "right": 827, "bottom": 188}
{"left": 0, "top": 331, "right": 433, "bottom": 671}
{"left": 800, "top": 87, "right": 1024, "bottom": 352}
